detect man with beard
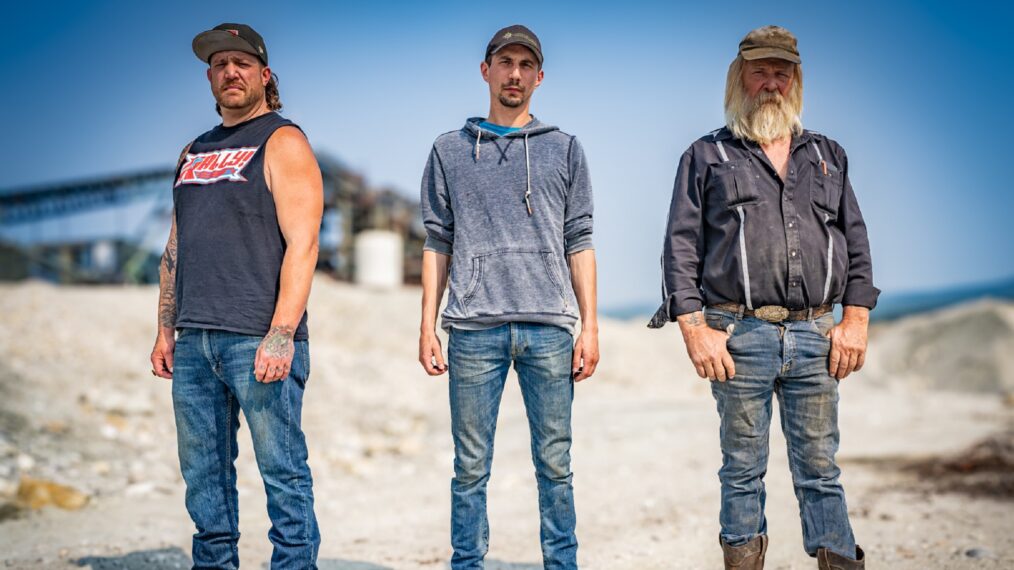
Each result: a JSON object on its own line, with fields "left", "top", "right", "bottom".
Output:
{"left": 649, "top": 26, "right": 876, "bottom": 569}
{"left": 418, "top": 24, "right": 598, "bottom": 570}
{"left": 149, "top": 23, "right": 323, "bottom": 569}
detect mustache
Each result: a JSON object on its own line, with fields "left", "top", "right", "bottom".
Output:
{"left": 500, "top": 82, "right": 524, "bottom": 93}
{"left": 753, "top": 91, "right": 784, "bottom": 105}
{"left": 219, "top": 81, "right": 247, "bottom": 92}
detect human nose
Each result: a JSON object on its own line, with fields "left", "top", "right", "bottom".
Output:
{"left": 509, "top": 65, "right": 522, "bottom": 80}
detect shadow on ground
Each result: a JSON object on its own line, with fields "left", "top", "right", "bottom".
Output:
{"left": 73, "top": 548, "right": 397, "bottom": 570}
{"left": 845, "top": 430, "right": 1014, "bottom": 500}
{"left": 317, "top": 561, "right": 394, "bottom": 570}
{"left": 75, "top": 548, "right": 190, "bottom": 569}
{"left": 468, "top": 561, "right": 541, "bottom": 570}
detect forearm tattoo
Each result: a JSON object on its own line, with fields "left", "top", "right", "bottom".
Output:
{"left": 157, "top": 230, "right": 178, "bottom": 329}
{"left": 261, "top": 325, "right": 295, "bottom": 359}
{"left": 678, "top": 311, "right": 704, "bottom": 326}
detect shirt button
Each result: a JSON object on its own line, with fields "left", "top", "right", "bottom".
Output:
{"left": 787, "top": 221, "right": 794, "bottom": 228}
{"left": 790, "top": 250, "right": 798, "bottom": 257}
{"left": 790, "top": 169, "right": 795, "bottom": 175}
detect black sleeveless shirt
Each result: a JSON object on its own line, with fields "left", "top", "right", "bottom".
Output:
{"left": 172, "top": 112, "right": 309, "bottom": 340}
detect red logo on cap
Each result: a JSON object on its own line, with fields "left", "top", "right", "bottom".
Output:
{"left": 226, "top": 29, "right": 239, "bottom": 36}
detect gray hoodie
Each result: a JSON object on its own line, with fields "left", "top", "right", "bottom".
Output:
{"left": 421, "top": 117, "right": 594, "bottom": 334}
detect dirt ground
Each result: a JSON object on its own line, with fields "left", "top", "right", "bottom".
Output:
{"left": 0, "top": 280, "right": 1011, "bottom": 569}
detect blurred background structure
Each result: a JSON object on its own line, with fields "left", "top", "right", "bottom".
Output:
{"left": 0, "top": 157, "right": 425, "bottom": 286}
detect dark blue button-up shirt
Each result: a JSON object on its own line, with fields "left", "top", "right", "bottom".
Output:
{"left": 649, "top": 127, "right": 880, "bottom": 327}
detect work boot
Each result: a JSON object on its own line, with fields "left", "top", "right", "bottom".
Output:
{"left": 720, "top": 535, "right": 768, "bottom": 569}
{"left": 817, "top": 545, "right": 865, "bottom": 569}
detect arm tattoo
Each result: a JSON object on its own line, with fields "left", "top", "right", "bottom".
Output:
{"left": 678, "top": 311, "right": 704, "bottom": 327}
{"left": 261, "top": 326, "right": 295, "bottom": 359}
{"left": 157, "top": 225, "right": 178, "bottom": 329}
{"left": 157, "top": 143, "right": 191, "bottom": 331}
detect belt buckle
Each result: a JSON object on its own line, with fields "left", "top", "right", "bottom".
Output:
{"left": 754, "top": 305, "right": 789, "bottom": 322}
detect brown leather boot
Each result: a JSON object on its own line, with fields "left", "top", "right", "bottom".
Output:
{"left": 721, "top": 535, "right": 768, "bottom": 569}
{"left": 816, "top": 545, "right": 865, "bottom": 569}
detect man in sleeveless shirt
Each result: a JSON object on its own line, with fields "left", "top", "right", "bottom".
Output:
{"left": 649, "top": 26, "right": 877, "bottom": 569}
{"left": 418, "top": 25, "right": 598, "bottom": 570}
{"left": 149, "top": 23, "right": 323, "bottom": 569}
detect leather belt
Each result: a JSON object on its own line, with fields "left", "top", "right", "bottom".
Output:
{"left": 708, "top": 303, "right": 833, "bottom": 323}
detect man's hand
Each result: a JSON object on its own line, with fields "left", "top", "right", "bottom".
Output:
{"left": 572, "top": 328, "right": 599, "bottom": 382}
{"left": 419, "top": 330, "right": 447, "bottom": 376}
{"left": 678, "top": 311, "right": 735, "bottom": 382}
{"left": 827, "top": 306, "right": 869, "bottom": 380}
{"left": 255, "top": 325, "right": 295, "bottom": 383}
{"left": 150, "top": 329, "right": 175, "bottom": 380}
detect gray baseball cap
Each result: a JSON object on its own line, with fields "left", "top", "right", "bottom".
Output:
{"left": 193, "top": 23, "right": 268, "bottom": 65}
{"left": 485, "top": 24, "right": 543, "bottom": 65}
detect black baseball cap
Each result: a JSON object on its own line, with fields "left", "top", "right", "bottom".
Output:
{"left": 485, "top": 25, "right": 543, "bottom": 65}
{"left": 193, "top": 23, "right": 268, "bottom": 65}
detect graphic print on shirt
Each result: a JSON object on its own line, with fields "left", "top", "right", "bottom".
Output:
{"left": 174, "top": 147, "right": 259, "bottom": 187}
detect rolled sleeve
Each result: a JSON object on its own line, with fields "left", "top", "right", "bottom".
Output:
{"left": 564, "top": 137, "right": 594, "bottom": 254}
{"left": 648, "top": 149, "right": 705, "bottom": 328}
{"left": 420, "top": 146, "right": 454, "bottom": 256}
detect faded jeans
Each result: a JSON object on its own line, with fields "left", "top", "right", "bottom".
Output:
{"left": 705, "top": 308, "right": 858, "bottom": 559}
{"left": 172, "top": 328, "right": 320, "bottom": 569}
{"left": 448, "top": 323, "right": 578, "bottom": 570}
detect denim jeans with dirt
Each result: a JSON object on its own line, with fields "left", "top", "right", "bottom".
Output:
{"left": 706, "top": 308, "right": 858, "bottom": 560}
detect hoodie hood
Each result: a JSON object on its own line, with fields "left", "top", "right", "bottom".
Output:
{"left": 464, "top": 116, "right": 559, "bottom": 216}
{"left": 463, "top": 116, "right": 559, "bottom": 139}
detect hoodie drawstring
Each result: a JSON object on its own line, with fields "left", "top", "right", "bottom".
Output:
{"left": 523, "top": 133, "right": 532, "bottom": 216}
{"left": 474, "top": 123, "right": 532, "bottom": 216}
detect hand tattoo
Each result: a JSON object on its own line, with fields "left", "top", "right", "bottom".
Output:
{"left": 261, "top": 325, "right": 295, "bottom": 359}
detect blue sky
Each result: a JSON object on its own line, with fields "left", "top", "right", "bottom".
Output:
{"left": 2, "top": 0, "right": 1012, "bottom": 308}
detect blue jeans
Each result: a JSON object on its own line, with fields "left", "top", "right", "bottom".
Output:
{"left": 172, "top": 328, "right": 320, "bottom": 569}
{"left": 705, "top": 308, "right": 857, "bottom": 559}
{"left": 448, "top": 323, "right": 578, "bottom": 570}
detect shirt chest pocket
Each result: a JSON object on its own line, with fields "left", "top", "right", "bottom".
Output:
{"left": 706, "top": 159, "right": 761, "bottom": 209}
{"left": 810, "top": 157, "right": 844, "bottom": 220}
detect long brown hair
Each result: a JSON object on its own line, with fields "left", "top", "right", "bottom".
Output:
{"left": 215, "top": 71, "right": 283, "bottom": 116}
{"left": 265, "top": 73, "right": 282, "bottom": 112}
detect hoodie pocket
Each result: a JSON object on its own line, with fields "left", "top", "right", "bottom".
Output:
{"left": 462, "top": 250, "right": 570, "bottom": 317}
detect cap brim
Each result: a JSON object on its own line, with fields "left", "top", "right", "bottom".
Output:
{"left": 192, "top": 30, "right": 263, "bottom": 64}
{"left": 490, "top": 40, "right": 543, "bottom": 64}
{"left": 740, "top": 46, "right": 801, "bottom": 64}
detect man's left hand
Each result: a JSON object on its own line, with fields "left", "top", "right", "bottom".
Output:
{"left": 255, "top": 325, "right": 295, "bottom": 383}
{"left": 827, "top": 306, "right": 869, "bottom": 380}
{"left": 572, "top": 328, "right": 599, "bottom": 382}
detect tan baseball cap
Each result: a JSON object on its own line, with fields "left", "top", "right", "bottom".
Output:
{"left": 738, "top": 25, "right": 801, "bottom": 64}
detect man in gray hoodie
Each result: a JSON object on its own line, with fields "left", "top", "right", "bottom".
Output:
{"left": 417, "top": 25, "right": 598, "bottom": 570}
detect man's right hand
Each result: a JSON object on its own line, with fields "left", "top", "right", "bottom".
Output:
{"left": 419, "top": 330, "right": 447, "bottom": 376}
{"left": 150, "top": 329, "right": 175, "bottom": 380}
{"left": 678, "top": 311, "right": 735, "bottom": 382}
